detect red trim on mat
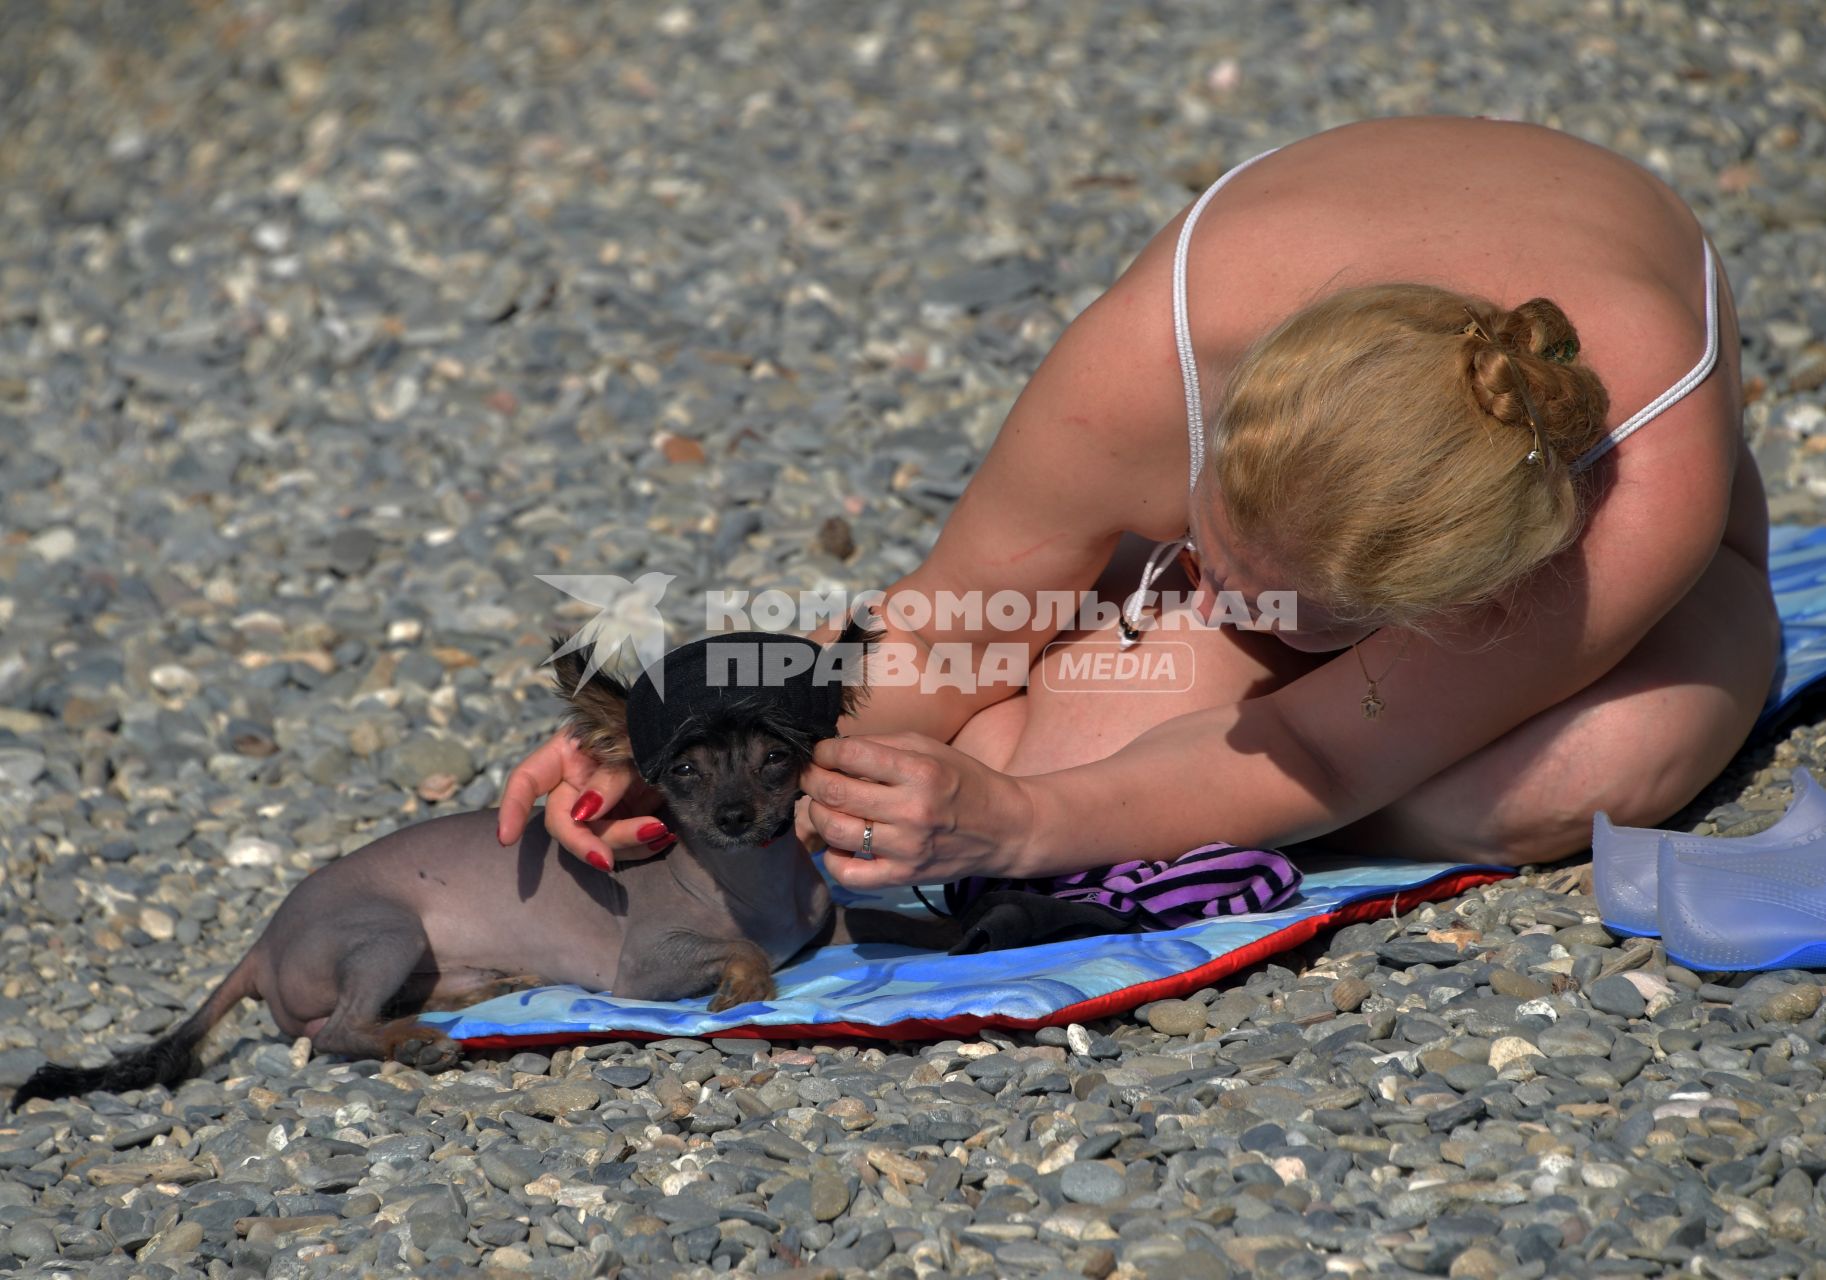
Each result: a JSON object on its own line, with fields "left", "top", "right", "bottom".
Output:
{"left": 456, "top": 868, "right": 1511, "bottom": 1049}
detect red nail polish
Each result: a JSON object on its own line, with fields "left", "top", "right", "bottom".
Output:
{"left": 585, "top": 849, "right": 612, "bottom": 872}
{"left": 646, "top": 836, "right": 673, "bottom": 852}
{"left": 571, "top": 792, "right": 605, "bottom": 823}
{"left": 636, "top": 821, "right": 670, "bottom": 842}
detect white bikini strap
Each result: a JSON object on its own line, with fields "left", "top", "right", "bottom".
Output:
{"left": 1128, "top": 150, "right": 1281, "bottom": 651}
{"left": 1571, "top": 240, "right": 1720, "bottom": 472}
{"left": 1173, "top": 147, "right": 1281, "bottom": 490}
{"left": 1119, "top": 535, "right": 1189, "bottom": 650}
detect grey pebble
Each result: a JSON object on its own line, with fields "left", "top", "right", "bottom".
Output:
{"left": 1145, "top": 999, "right": 1209, "bottom": 1037}
{"left": 1586, "top": 975, "right": 1647, "bottom": 1019}
{"left": 1377, "top": 940, "right": 1474, "bottom": 969}
{"left": 8, "top": 1222, "right": 57, "bottom": 1261}
{"left": 1538, "top": 1023, "right": 1614, "bottom": 1057}
{"left": 1059, "top": 1161, "right": 1127, "bottom": 1207}
{"left": 329, "top": 527, "right": 381, "bottom": 577}
{"left": 0, "top": 749, "right": 46, "bottom": 787}
{"left": 1556, "top": 923, "right": 1616, "bottom": 948}
{"left": 1752, "top": 982, "right": 1823, "bottom": 1023}
{"left": 386, "top": 734, "right": 476, "bottom": 790}
{"left": 0, "top": 1049, "right": 48, "bottom": 1088}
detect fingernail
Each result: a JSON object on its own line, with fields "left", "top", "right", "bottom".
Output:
{"left": 585, "top": 849, "right": 613, "bottom": 872}
{"left": 646, "top": 836, "right": 674, "bottom": 853}
{"left": 636, "top": 820, "right": 670, "bottom": 842}
{"left": 571, "top": 792, "right": 605, "bottom": 823}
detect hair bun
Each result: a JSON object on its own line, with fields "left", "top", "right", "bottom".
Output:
{"left": 1464, "top": 297, "right": 1610, "bottom": 465}
{"left": 1494, "top": 297, "right": 1584, "bottom": 363}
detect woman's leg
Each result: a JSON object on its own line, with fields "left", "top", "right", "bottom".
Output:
{"left": 950, "top": 533, "right": 1323, "bottom": 774}
{"left": 1320, "top": 541, "right": 1779, "bottom": 865}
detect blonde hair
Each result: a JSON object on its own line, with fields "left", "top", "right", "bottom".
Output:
{"left": 1209, "top": 285, "right": 1611, "bottom": 633}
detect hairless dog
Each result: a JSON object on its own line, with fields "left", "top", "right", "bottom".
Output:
{"left": 15, "top": 622, "right": 953, "bottom": 1104}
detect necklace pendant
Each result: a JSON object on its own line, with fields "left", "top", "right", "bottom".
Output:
{"left": 1361, "top": 688, "right": 1384, "bottom": 720}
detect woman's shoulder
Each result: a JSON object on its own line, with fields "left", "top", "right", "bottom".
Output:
{"left": 1185, "top": 119, "right": 1706, "bottom": 313}
{"left": 1184, "top": 120, "right": 1731, "bottom": 436}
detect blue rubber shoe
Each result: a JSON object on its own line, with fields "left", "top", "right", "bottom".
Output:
{"left": 1659, "top": 818, "right": 1826, "bottom": 972}
{"left": 1593, "top": 768, "right": 1826, "bottom": 938}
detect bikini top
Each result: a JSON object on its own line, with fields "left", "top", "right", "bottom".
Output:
{"left": 1119, "top": 147, "right": 1722, "bottom": 646}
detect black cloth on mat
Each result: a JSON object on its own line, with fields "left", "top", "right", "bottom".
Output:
{"left": 947, "top": 890, "right": 1141, "bottom": 954}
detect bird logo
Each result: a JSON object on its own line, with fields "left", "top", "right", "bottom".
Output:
{"left": 539, "top": 572, "right": 676, "bottom": 696}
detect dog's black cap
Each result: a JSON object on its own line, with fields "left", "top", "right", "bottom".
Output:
{"left": 626, "top": 631, "right": 852, "bottom": 781}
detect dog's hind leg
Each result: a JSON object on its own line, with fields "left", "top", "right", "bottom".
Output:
{"left": 299, "top": 913, "right": 465, "bottom": 1075}
{"left": 370, "top": 973, "right": 544, "bottom": 1072}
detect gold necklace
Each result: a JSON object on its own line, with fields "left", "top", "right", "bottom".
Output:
{"left": 1353, "top": 633, "right": 1411, "bottom": 720}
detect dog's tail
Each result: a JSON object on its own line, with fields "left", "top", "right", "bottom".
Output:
{"left": 11, "top": 953, "right": 258, "bottom": 1106}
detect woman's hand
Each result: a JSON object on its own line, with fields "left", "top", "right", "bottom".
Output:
{"left": 799, "top": 732, "right": 1038, "bottom": 890}
{"left": 496, "top": 728, "right": 675, "bottom": 870}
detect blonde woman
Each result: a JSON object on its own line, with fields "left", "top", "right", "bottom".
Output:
{"left": 500, "top": 116, "right": 1776, "bottom": 890}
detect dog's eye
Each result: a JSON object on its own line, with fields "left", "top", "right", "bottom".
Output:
{"left": 670, "top": 762, "right": 695, "bottom": 778}
{"left": 763, "top": 750, "right": 788, "bottom": 766}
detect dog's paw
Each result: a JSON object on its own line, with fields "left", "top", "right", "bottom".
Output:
{"left": 387, "top": 1030, "right": 463, "bottom": 1075}
{"left": 707, "top": 966, "right": 776, "bottom": 1013}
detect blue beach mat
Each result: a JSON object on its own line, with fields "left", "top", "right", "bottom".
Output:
{"left": 431, "top": 859, "right": 1508, "bottom": 1047}
{"left": 1762, "top": 523, "right": 1826, "bottom": 731}
{"left": 431, "top": 523, "right": 1826, "bottom": 1047}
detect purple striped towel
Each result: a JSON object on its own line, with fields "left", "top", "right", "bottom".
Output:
{"left": 943, "top": 843, "right": 1303, "bottom": 931}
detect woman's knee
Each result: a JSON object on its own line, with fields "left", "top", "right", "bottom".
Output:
{"left": 1375, "top": 728, "right": 1677, "bottom": 868}
{"left": 1399, "top": 790, "right": 1593, "bottom": 867}
{"left": 1475, "top": 699, "right": 1752, "bottom": 866}
{"left": 1325, "top": 779, "right": 1586, "bottom": 867}
{"left": 1470, "top": 805, "right": 1600, "bottom": 867}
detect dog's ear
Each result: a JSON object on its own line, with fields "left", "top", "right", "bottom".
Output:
{"left": 549, "top": 637, "right": 632, "bottom": 765}
{"left": 829, "top": 611, "right": 882, "bottom": 719}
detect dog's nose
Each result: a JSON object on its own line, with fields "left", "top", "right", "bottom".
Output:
{"left": 716, "top": 804, "right": 752, "bottom": 836}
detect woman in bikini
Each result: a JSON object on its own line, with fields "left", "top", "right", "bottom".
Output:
{"left": 498, "top": 116, "right": 1777, "bottom": 891}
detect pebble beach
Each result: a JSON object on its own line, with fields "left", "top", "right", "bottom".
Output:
{"left": 4, "top": 2, "right": 1826, "bottom": 1276}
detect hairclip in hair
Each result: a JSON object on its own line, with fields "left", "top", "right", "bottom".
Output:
{"left": 1511, "top": 368, "right": 1550, "bottom": 466}
{"left": 1463, "top": 309, "right": 1549, "bottom": 466}
{"left": 1544, "top": 338, "right": 1579, "bottom": 364}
